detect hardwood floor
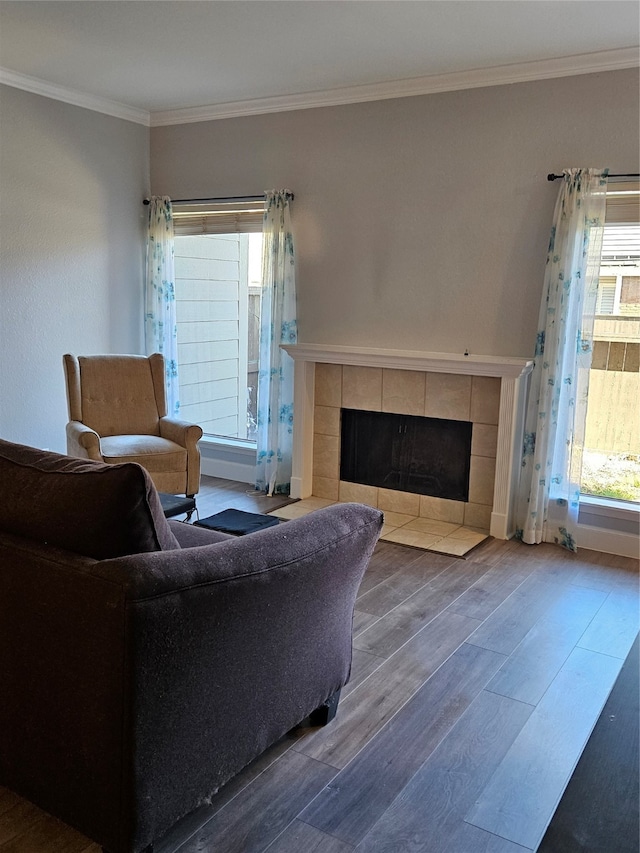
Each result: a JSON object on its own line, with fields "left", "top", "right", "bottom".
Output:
{"left": 1, "top": 476, "right": 638, "bottom": 853}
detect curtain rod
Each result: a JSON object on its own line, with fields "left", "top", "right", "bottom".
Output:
{"left": 143, "top": 193, "right": 293, "bottom": 205}
{"left": 547, "top": 173, "right": 639, "bottom": 182}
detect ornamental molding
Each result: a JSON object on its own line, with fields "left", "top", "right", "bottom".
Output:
{"left": 2, "top": 46, "right": 636, "bottom": 126}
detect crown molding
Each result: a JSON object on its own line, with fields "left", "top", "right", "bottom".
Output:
{"left": 150, "top": 46, "right": 639, "bottom": 126}
{"left": 1, "top": 45, "right": 637, "bottom": 128}
{"left": 0, "top": 67, "right": 150, "bottom": 126}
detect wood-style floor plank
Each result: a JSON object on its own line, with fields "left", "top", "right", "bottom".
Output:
{"left": 153, "top": 728, "right": 309, "bottom": 853}
{"left": 294, "top": 609, "right": 482, "bottom": 769}
{"left": 577, "top": 586, "right": 640, "bottom": 659}
{"left": 354, "top": 550, "right": 454, "bottom": 617}
{"left": 0, "top": 799, "right": 45, "bottom": 846}
{"left": 447, "top": 558, "right": 533, "bottom": 621}
{"left": 353, "top": 690, "right": 534, "bottom": 853}
{"left": 466, "top": 573, "right": 572, "bottom": 656}
{"left": 342, "top": 648, "right": 386, "bottom": 699}
{"left": 0, "top": 791, "right": 21, "bottom": 818}
{"left": 485, "top": 583, "right": 609, "bottom": 705}
{"left": 175, "top": 751, "right": 336, "bottom": 853}
{"left": 0, "top": 810, "right": 94, "bottom": 853}
{"left": 351, "top": 609, "right": 380, "bottom": 637}
{"left": 465, "top": 646, "right": 623, "bottom": 850}
{"left": 264, "top": 820, "right": 355, "bottom": 853}
{"left": 353, "top": 559, "right": 491, "bottom": 658}
{"left": 300, "top": 642, "right": 505, "bottom": 845}
{"left": 354, "top": 541, "right": 424, "bottom": 598}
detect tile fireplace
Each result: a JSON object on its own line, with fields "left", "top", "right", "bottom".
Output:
{"left": 281, "top": 344, "right": 533, "bottom": 540}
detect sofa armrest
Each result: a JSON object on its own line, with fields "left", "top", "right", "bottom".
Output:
{"left": 93, "top": 502, "right": 383, "bottom": 851}
{"left": 94, "top": 503, "right": 382, "bottom": 599}
{"left": 66, "top": 421, "right": 102, "bottom": 461}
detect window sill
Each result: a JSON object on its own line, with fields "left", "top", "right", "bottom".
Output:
{"left": 579, "top": 494, "right": 639, "bottom": 522}
{"left": 198, "top": 436, "right": 257, "bottom": 482}
{"left": 578, "top": 495, "right": 639, "bottom": 543}
{"left": 199, "top": 435, "right": 257, "bottom": 455}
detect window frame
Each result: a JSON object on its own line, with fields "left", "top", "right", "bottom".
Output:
{"left": 577, "top": 181, "right": 640, "bottom": 550}
{"left": 172, "top": 198, "right": 266, "bottom": 451}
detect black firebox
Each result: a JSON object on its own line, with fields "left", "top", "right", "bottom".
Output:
{"left": 340, "top": 409, "right": 472, "bottom": 502}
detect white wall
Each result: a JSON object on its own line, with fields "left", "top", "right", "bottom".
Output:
{"left": 151, "top": 69, "right": 639, "bottom": 361}
{"left": 0, "top": 86, "right": 149, "bottom": 452}
{"left": 2, "top": 69, "right": 637, "bottom": 456}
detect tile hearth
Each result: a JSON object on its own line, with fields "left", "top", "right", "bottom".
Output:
{"left": 268, "top": 497, "right": 489, "bottom": 557}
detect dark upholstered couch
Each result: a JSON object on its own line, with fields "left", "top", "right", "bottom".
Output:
{"left": 0, "top": 439, "right": 382, "bottom": 853}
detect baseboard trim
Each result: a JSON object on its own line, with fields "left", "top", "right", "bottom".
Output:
{"left": 200, "top": 442, "right": 256, "bottom": 484}
{"left": 577, "top": 523, "right": 640, "bottom": 559}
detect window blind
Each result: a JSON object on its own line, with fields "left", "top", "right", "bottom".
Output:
{"left": 605, "top": 182, "right": 640, "bottom": 225}
{"left": 172, "top": 199, "right": 265, "bottom": 236}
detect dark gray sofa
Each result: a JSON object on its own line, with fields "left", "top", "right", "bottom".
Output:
{"left": 0, "top": 439, "right": 383, "bottom": 853}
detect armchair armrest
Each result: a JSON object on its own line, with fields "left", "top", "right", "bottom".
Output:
{"left": 159, "top": 417, "right": 203, "bottom": 495}
{"left": 159, "top": 417, "right": 203, "bottom": 448}
{"left": 66, "top": 421, "right": 102, "bottom": 461}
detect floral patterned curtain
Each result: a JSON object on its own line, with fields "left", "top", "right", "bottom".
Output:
{"left": 255, "top": 190, "right": 297, "bottom": 495}
{"left": 145, "top": 196, "right": 180, "bottom": 417}
{"left": 516, "top": 169, "right": 608, "bottom": 551}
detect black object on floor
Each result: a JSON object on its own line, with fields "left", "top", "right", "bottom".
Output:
{"left": 538, "top": 633, "right": 639, "bottom": 853}
{"left": 159, "top": 493, "right": 197, "bottom": 521}
{"left": 194, "top": 508, "right": 280, "bottom": 535}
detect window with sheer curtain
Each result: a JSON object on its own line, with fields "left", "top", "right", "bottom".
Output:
{"left": 172, "top": 200, "right": 265, "bottom": 443}
{"left": 582, "top": 182, "right": 640, "bottom": 504}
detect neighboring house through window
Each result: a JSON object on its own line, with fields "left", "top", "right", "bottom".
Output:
{"left": 172, "top": 200, "right": 264, "bottom": 445}
{"left": 582, "top": 183, "right": 640, "bottom": 506}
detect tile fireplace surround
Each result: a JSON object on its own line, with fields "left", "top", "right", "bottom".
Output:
{"left": 282, "top": 344, "right": 534, "bottom": 541}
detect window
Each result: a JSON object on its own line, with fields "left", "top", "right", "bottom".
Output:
{"left": 172, "top": 200, "right": 264, "bottom": 443}
{"left": 581, "top": 183, "right": 640, "bottom": 504}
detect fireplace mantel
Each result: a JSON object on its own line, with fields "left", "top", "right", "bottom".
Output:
{"left": 281, "top": 343, "right": 534, "bottom": 540}
{"left": 281, "top": 343, "right": 533, "bottom": 379}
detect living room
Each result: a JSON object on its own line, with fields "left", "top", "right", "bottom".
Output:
{"left": 1, "top": 2, "right": 638, "bottom": 559}
{"left": 0, "top": 5, "right": 639, "bottom": 852}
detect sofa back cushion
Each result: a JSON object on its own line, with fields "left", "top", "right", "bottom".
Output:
{"left": 0, "top": 439, "right": 180, "bottom": 559}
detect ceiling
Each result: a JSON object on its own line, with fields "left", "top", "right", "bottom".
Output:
{"left": 0, "top": 1, "right": 638, "bottom": 125}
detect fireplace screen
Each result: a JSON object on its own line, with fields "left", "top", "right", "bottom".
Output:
{"left": 340, "top": 409, "right": 472, "bottom": 502}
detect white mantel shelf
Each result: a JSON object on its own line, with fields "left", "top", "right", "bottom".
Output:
{"left": 281, "top": 343, "right": 533, "bottom": 379}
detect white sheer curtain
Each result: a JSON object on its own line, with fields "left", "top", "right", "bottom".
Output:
{"left": 516, "top": 168, "right": 608, "bottom": 551}
{"left": 145, "top": 196, "right": 180, "bottom": 417}
{"left": 255, "top": 190, "right": 297, "bottom": 495}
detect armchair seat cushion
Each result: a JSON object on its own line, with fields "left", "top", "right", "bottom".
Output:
{"left": 100, "top": 435, "right": 188, "bottom": 473}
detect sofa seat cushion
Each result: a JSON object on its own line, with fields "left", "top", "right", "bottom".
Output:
{"left": 0, "top": 439, "right": 180, "bottom": 559}
{"left": 100, "top": 435, "right": 187, "bottom": 473}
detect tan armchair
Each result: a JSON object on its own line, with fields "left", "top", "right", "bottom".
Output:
{"left": 63, "top": 353, "right": 202, "bottom": 496}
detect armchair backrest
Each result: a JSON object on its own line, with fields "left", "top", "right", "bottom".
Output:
{"left": 64, "top": 353, "right": 167, "bottom": 437}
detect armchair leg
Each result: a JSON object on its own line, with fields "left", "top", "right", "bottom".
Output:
{"left": 185, "top": 495, "right": 197, "bottom": 522}
{"left": 309, "top": 689, "right": 341, "bottom": 726}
